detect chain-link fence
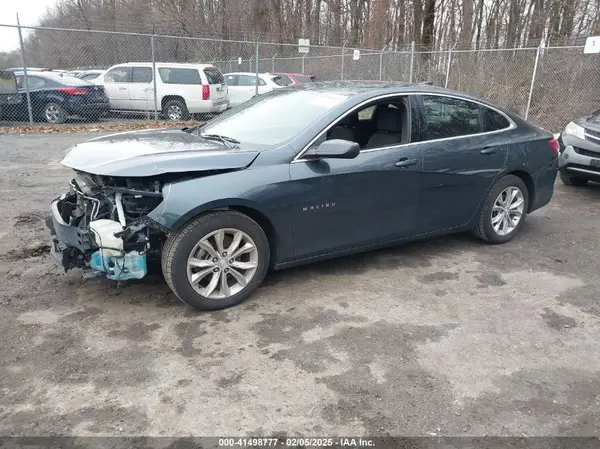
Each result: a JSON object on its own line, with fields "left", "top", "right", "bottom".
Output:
{"left": 1, "top": 23, "right": 599, "bottom": 131}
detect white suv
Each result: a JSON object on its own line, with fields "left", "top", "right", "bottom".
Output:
{"left": 97, "top": 63, "right": 229, "bottom": 120}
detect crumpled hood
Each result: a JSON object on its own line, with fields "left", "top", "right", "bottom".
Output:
{"left": 61, "top": 128, "right": 260, "bottom": 177}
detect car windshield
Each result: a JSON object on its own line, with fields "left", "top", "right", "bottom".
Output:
{"left": 42, "top": 73, "right": 93, "bottom": 85}
{"left": 199, "top": 89, "right": 350, "bottom": 147}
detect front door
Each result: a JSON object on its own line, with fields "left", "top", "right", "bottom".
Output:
{"left": 289, "top": 96, "right": 423, "bottom": 260}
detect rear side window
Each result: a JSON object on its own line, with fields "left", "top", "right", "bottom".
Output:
{"left": 272, "top": 76, "right": 287, "bottom": 86}
{"left": 296, "top": 75, "right": 315, "bottom": 83}
{"left": 276, "top": 75, "right": 293, "bottom": 86}
{"left": 18, "top": 76, "right": 46, "bottom": 89}
{"left": 421, "top": 95, "right": 481, "bottom": 140}
{"left": 105, "top": 67, "right": 131, "bottom": 83}
{"left": 204, "top": 68, "right": 224, "bottom": 84}
{"left": 237, "top": 75, "right": 261, "bottom": 86}
{"left": 132, "top": 67, "right": 153, "bottom": 83}
{"left": 482, "top": 107, "right": 510, "bottom": 132}
{"left": 158, "top": 68, "right": 202, "bottom": 85}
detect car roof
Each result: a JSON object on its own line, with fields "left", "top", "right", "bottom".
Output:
{"left": 112, "top": 62, "right": 217, "bottom": 69}
{"left": 272, "top": 72, "right": 313, "bottom": 77}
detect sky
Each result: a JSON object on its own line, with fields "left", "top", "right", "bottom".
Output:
{"left": 0, "top": 0, "right": 57, "bottom": 52}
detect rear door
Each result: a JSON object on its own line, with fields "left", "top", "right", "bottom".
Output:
{"left": 203, "top": 67, "right": 227, "bottom": 105}
{"left": 128, "top": 66, "right": 154, "bottom": 111}
{"left": 225, "top": 74, "right": 251, "bottom": 107}
{"left": 101, "top": 67, "right": 132, "bottom": 109}
{"left": 415, "top": 94, "right": 508, "bottom": 233}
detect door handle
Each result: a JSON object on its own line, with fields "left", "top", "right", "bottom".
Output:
{"left": 118, "top": 87, "right": 127, "bottom": 91}
{"left": 395, "top": 158, "right": 419, "bottom": 168}
{"left": 480, "top": 147, "right": 497, "bottom": 155}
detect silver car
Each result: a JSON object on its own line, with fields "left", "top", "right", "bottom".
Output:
{"left": 559, "top": 113, "right": 600, "bottom": 185}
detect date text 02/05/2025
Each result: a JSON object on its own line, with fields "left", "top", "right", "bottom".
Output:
{"left": 218, "top": 438, "right": 375, "bottom": 447}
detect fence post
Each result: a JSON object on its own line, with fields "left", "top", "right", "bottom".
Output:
{"left": 444, "top": 44, "right": 455, "bottom": 89}
{"left": 302, "top": 53, "right": 306, "bottom": 73}
{"left": 379, "top": 45, "right": 387, "bottom": 81}
{"left": 151, "top": 25, "right": 158, "bottom": 121}
{"left": 272, "top": 54, "right": 277, "bottom": 72}
{"left": 16, "top": 14, "right": 33, "bottom": 124}
{"left": 409, "top": 41, "right": 415, "bottom": 83}
{"left": 255, "top": 40, "right": 260, "bottom": 96}
{"left": 341, "top": 41, "right": 347, "bottom": 80}
{"left": 525, "top": 43, "right": 542, "bottom": 121}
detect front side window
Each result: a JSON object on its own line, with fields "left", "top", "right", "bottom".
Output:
{"left": 132, "top": 67, "right": 152, "bottom": 83}
{"left": 422, "top": 95, "right": 481, "bottom": 140}
{"left": 158, "top": 68, "right": 202, "bottom": 85}
{"left": 104, "top": 67, "right": 131, "bottom": 83}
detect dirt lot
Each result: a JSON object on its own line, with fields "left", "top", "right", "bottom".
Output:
{"left": 0, "top": 133, "right": 599, "bottom": 438}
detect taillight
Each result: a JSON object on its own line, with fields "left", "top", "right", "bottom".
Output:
{"left": 202, "top": 84, "right": 210, "bottom": 100}
{"left": 549, "top": 138, "right": 560, "bottom": 154}
{"left": 58, "top": 87, "right": 88, "bottom": 95}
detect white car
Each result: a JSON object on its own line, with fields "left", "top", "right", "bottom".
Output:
{"left": 224, "top": 72, "right": 286, "bottom": 107}
{"left": 96, "top": 62, "right": 229, "bottom": 121}
{"left": 77, "top": 70, "right": 106, "bottom": 82}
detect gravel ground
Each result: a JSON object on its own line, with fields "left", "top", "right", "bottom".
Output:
{"left": 0, "top": 133, "right": 599, "bottom": 438}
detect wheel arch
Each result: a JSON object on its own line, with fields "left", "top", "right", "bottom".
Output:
{"left": 161, "top": 95, "right": 187, "bottom": 110}
{"left": 169, "top": 200, "right": 280, "bottom": 266}
{"left": 505, "top": 169, "right": 535, "bottom": 211}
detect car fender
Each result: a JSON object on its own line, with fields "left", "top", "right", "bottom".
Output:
{"left": 147, "top": 164, "right": 294, "bottom": 262}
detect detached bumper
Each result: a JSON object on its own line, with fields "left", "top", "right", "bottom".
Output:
{"left": 46, "top": 195, "right": 96, "bottom": 271}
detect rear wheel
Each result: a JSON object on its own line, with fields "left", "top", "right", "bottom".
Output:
{"left": 163, "top": 99, "right": 189, "bottom": 121}
{"left": 43, "top": 102, "right": 67, "bottom": 124}
{"left": 162, "top": 211, "right": 270, "bottom": 311}
{"left": 473, "top": 175, "right": 529, "bottom": 244}
{"left": 559, "top": 171, "right": 588, "bottom": 186}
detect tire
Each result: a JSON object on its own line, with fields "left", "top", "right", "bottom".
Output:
{"left": 43, "top": 102, "right": 67, "bottom": 124}
{"left": 472, "top": 174, "right": 529, "bottom": 244}
{"left": 161, "top": 211, "right": 270, "bottom": 311}
{"left": 559, "top": 171, "right": 588, "bottom": 186}
{"left": 162, "top": 99, "right": 189, "bottom": 121}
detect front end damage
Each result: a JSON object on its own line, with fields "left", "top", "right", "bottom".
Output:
{"left": 47, "top": 172, "right": 168, "bottom": 280}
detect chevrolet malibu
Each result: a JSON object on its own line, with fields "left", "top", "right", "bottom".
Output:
{"left": 47, "top": 82, "right": 559, "bottom": 311}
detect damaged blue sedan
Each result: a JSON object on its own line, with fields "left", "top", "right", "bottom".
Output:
{"left": 47, "top": 82, "right": 559, "bottom": 311}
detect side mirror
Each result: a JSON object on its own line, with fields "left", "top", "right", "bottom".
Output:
{"left": 306, "top": 139, "right": 360, "bottom": 160}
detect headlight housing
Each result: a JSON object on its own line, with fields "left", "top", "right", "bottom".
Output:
{"left": 564, "top": 121, "right": 585, "bottom": 140}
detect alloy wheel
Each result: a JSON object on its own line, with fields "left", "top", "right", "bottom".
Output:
{"left": 491, "top": 186, "right": 525, "bottom": 236}
{"left": 186, "top": 228, "right": 259, "bottom": 299}
{"left": 45, "top": 104, "right": 61, "bottom": 123}
{"left": 167, "top": 105, "right": 183, "bottom": 121}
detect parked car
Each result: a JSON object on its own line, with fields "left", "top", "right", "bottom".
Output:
{"left": 223, "top": 72, "right": 286, "bottom": 107}
{"left": 7, "top": 71, "right": 109, "bottom": 123}
{"left": 47, "top": 82, "right": 558, "bottom": 311}
{"left": 0, "top": 70, "right": 21, "bottom": 118}
{"left": 77, "top": 70, "right": 105, "bottom": 82}
{"left": 95, "top": 62, "right": 228, "bottom": 121}
{"left": 271, "top": 72, "right": 316, "bottom": 86}
{"left": 558, "top": 112, "right": 600, "bottom": 185}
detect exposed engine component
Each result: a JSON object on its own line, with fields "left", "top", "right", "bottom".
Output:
{"left": 52, "top": 171, "right": 168, "bottom": 277}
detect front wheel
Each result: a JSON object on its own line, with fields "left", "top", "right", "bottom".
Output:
{"left": 162, "top": 211, "right": 270, "bottom": 311}
{"left": 559, "top": 171, "right": 588, "bottom": 186}
{"left": 472, "top": 175, "right": 529, "bottom": 244}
